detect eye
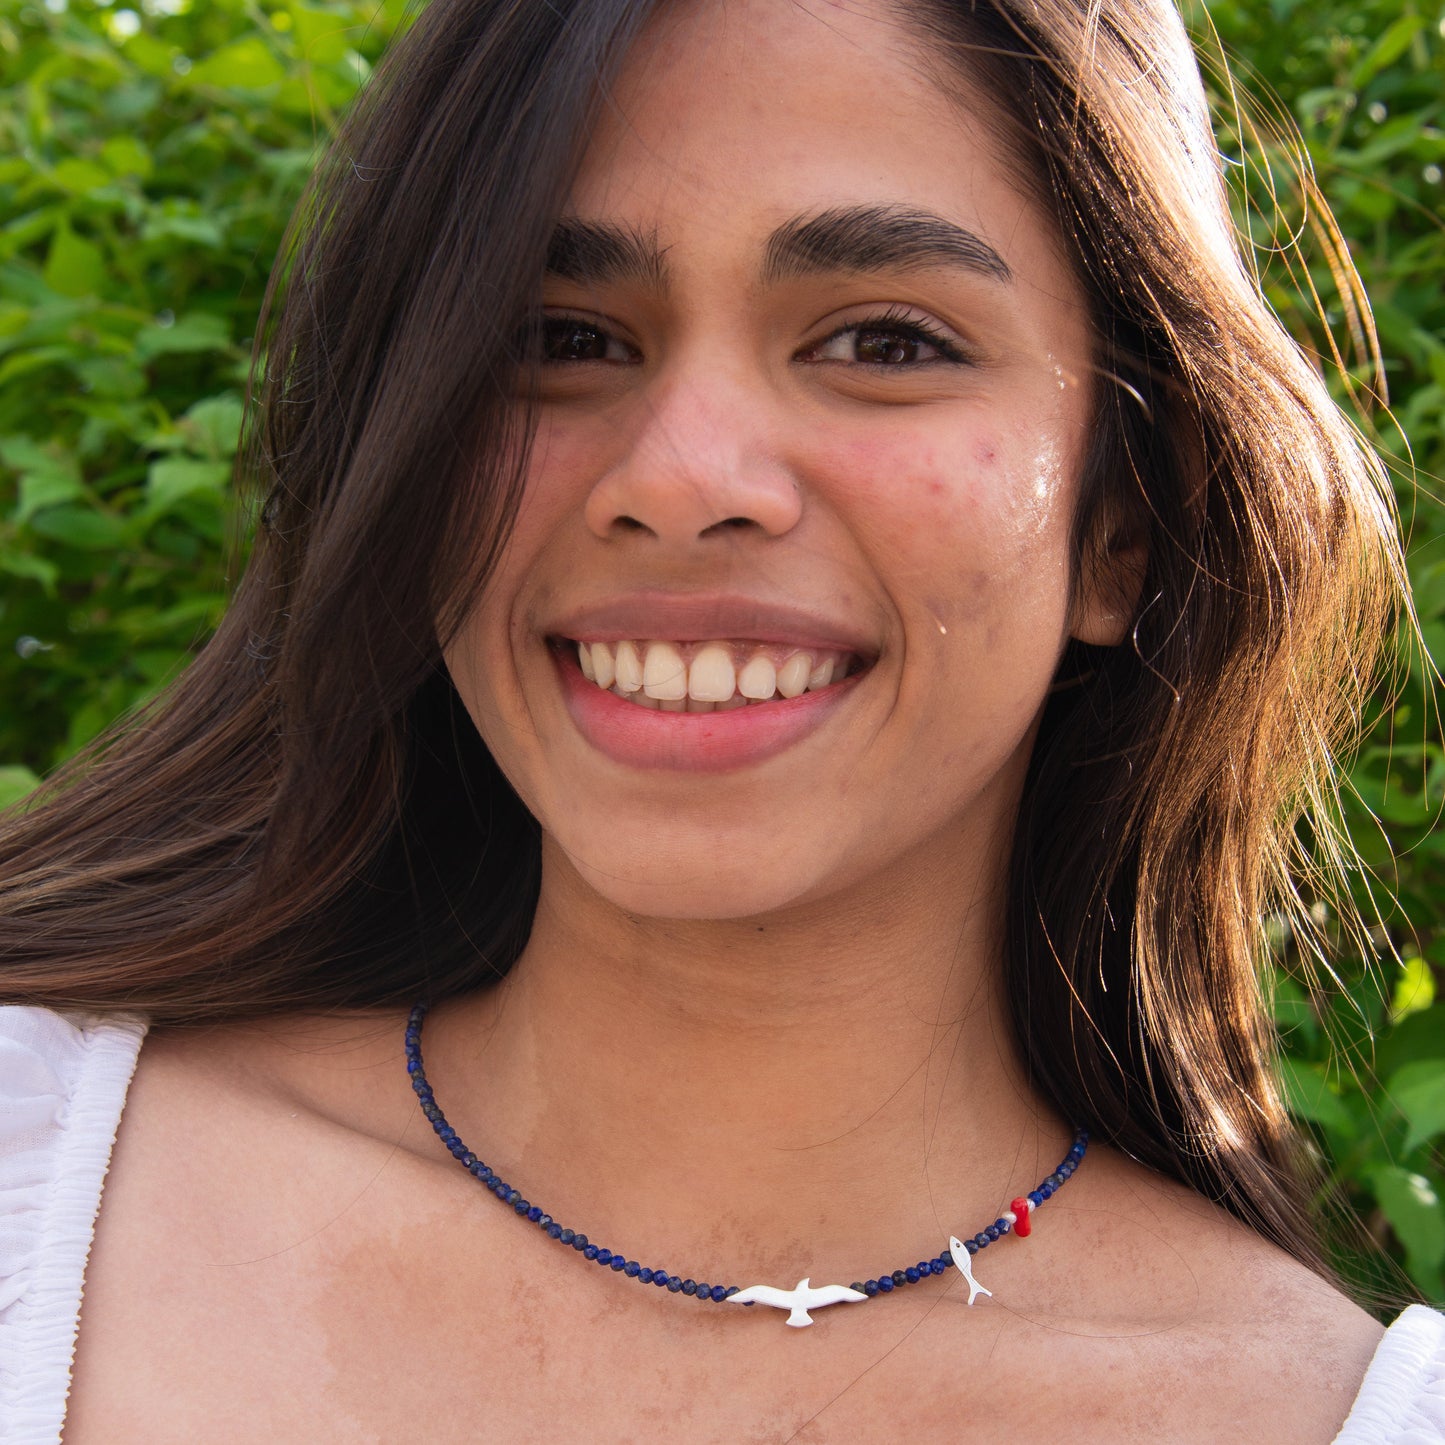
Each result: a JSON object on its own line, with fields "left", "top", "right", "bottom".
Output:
{"left": 800, "top": 311, "right": 968, "bottom": 366}
{"left": 539, "top": 315, "right": 639, "bottom": 364}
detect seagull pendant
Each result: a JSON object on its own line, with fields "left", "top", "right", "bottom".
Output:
{"left": 726, "top": 1278, "right": 868, "bottom": 1327}
{"left": 948, "top": 1236, "right": 993, "bottom": 1306}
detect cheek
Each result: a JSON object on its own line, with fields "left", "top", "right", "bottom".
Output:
{"left": 811, "top": 425, "right": 1077, "bottom": 618}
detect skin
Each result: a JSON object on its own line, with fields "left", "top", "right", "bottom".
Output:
{"left": 63, "top": 2, "right": 1384, "bottom": 1440}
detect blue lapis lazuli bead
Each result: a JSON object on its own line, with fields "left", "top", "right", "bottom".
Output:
{"left": 583, "top": 1245, "right": 599, "bottom": 1260}
{"left": 710, "top": 1285, "right": 728, "bottom": 1302}
{"left": 596, "top": 1248, "right": 613, "bottom": 1265}
{"left": 681, "top": 1280, "right": 697, "bottom": 1296}
{"left": 1040, "top": 1183, "right": 1055, "bottom": 1199}
{"left": 666, "top": 1276, "right": 682, "bottom": 1292}
{"left": 974, "top": 1233, "right": 990, "bottom": 1250}
{"left": 526, "top": 1206, "right": 542, "bottom": 1222}
{"left": 513, "top": 1199, "right": 530, "bottom": 1215}
{"left": 573, "top": 1234, "right": 588, "bottom": 1250}
{"left": 930, "top": 1259, "right": 946, "bottom": 1274}
{"left": 610, "top": 1256, "right": 626, "bottom": 1272}
{"left": 1029, "top": 1190, "right": 1043, "bottom": 1206}
{"left": 905, "top": 1267, "right": 920, "bottom": 1283}
{"left": 653, "top": 1272, "right": 669, "bottom": 1287}
{"left": 547, "top": 1224, "right": 563, "bottom": 1239}
{"left": 877, "top": 1276, "right": 894, "bottom": 1293}
{"left": 863, "top": 1280, "right": 879, "bottom": 1296}
{"left": 694, "top": 1282, "right": 709, "bottom": 1298}
{"left": 963, "top": 1238, "right": 978, "bottom": 1255}
{"left": 559, "top": 1229, "right": 575, "bottom": 1245}
{"left": 638, "top": 1267, "right": 653, "bottom": 1283}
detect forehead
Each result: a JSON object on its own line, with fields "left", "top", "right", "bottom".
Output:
{"left": 565, "top": 0, "right": 1073, "bottom": 305}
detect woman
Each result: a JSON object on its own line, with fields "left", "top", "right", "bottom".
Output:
{"left": 1, "top": 0, "right": 1440, "bottom": 1438}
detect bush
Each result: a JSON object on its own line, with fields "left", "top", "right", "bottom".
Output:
{"left": 1, "top": 0, "right": 1441, "bottom": 1305}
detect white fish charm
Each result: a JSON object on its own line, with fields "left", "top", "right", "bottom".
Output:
{"left": 948, "top": 1236, "right": 993, "bottom": 1306}
{"left": 726, "top": 1277, "right": 868, "bottom": 1327}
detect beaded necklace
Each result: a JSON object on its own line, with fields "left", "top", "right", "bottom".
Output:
{"left": 406, "top": 1002, "right": 1088, "bottom": 1327}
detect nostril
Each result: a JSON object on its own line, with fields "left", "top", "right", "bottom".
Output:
{"left": 704, "top": 517, "right": 756, "bottom": 534}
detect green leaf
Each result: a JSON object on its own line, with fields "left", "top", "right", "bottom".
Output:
{"left": 133, "top": 312, "right": 231, "bottom": 362}
{"left": 1350, "top": 15, "right": 1426, "bottom": 88}
{"left": 28, "top": 504, "right": 127, "bottom": 550}
{"left": 3, "top": 439, "right": 86, "bottom": 524}
{"left": 1280, "top": 1056, "right": 1355, "bottom": 1134}
{"left": 100, "top": 135, "right": 153, "bottom": 180}
{"left": 146, "top": 456, "right": 232, "bottom": 513}
{"left": 15, "top": 467, "right": 86, "bottom": 524}
{"left": 0, "top": 766, "right": 42, "bottom": 812}
{"left": 1389, "top": 1061, "right": 1445, "bottom": 1154}
{"left": 42, "top": 224, "right": 106, "bottom": 299}
{"left": 0, "top": 551, "right": 60, "bottom": 593}
{"left": 1369, "top": 1166, "right": 1445, "bottom": 1272}
{"left": 186, "top": 38, "right": 286, "bottom": 90}
{"left": 179, "top": 395, "right": 245, "bottom": 458}
{"left": 49, "top": 158, "right": 114, "bottom": 197}
{"left": 289, "top": 3, "right": 356, "bottom": 64}
{"left": 1392, "top": 955, "right": 1438, "bottom": 1021}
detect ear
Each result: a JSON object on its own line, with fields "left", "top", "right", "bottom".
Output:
{"left": 1069, "top": 527, "right": 1147, "bottom": 648}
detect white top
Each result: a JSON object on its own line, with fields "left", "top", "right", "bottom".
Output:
{"left": 1, "top": 1006, "right": 1442, "bottom": 1444}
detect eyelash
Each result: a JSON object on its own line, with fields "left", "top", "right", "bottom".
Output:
{"left": 802, "top": 306, "right": 969, "bottom": 367}
{"left": 534, "top": 307, "right": 971, "bottom": 368}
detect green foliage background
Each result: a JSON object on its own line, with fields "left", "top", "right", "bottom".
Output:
{"left": 0, "top": 0, "right": 1441, "bottom": 1307}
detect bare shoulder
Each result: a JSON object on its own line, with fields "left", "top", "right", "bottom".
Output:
{"left": 1019, "top": 1147, "right": 1386, "bottom": 1442}
{"left": 134, "top": 1004, "right": 410, "bottom": 1113}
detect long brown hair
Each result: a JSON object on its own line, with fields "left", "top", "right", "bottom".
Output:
{"left": 0, "top": 0, "right": 1405, "bottom": 1279}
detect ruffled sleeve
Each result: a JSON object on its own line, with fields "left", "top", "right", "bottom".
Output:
{"left": 1335, "top": 1304, "right": 1445, "bottom": 1443}
{"left": 0, "top": 1006, "right": 147, "bottom": 1445}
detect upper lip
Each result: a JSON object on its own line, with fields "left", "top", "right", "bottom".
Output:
{"left": 543, "top": 591, "right": 879, "bottom": 658}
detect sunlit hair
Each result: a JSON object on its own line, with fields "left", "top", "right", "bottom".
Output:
{"left": 0, "top": 0, "right": 1406, "bottom": 1285}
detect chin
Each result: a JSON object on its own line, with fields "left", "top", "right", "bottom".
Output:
{"left": 557, "top": 831, "right": 846, "bottom": 923}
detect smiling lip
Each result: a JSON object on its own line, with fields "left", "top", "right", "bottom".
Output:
{"left": 544, "top": 593, "right": 877, "bottom": 659}
{"left": 555, "top": 646, "right": 861, "bottom": 772}
{"left": 544, "top": 594, "right": 875, "bottom": 771}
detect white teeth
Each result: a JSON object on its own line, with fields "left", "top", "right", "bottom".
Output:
{"left": 614, "top": 640, "right": 643, "bottom": 693}
{"left": 583, "top": 639, "right": 857, "bottom": 709}
{"left": 688, "top": 644, "right": 736, "bottom": 702}
{"left": 589, "top": 641, "right": 615, "bottom": 690}
{"left": 643, "top": 642, "right": 688, "bottom": 700}
{"left": 737, "top": 655, "right": 777, "bottom": 700}
{"left": 776, "top": 653, "right": 811, "bottom": 698}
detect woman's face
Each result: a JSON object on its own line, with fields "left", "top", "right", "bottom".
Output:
{"left": 446, "top": 0, "right": 1123, "bottom": 919}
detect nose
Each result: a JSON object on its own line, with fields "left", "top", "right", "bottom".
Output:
{"left": 583, "top": 368, "right": 803, "bottom": 545}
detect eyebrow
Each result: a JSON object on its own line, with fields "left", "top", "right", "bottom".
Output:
{"left": 546, "top": 219, "right": 670, "bottom": 289}
{"left": 543, "top": 204, "right": 1012, "bottom": 291}
{"left": 762, "top": 205, "right": 1012, "bottom": 285}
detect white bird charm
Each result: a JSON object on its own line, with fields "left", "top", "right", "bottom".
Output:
{"left": 726, "top": 1277, "right": 868, "bottom": 1327}
{"left": 948, "top": 1236, "right": 993, "bottom": 1306}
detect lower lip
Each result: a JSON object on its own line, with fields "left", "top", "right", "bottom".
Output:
{"left": 555, "top": 648, "right": 861, "bottom": 773}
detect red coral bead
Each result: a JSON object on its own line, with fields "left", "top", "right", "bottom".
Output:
{"left": 1010, "top": 1197, "right": 1031, "bottom": 1237}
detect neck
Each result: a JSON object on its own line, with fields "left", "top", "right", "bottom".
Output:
{"left": 421, "top": 832, "right": 1071, "bottom": 1284}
